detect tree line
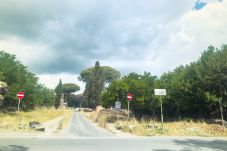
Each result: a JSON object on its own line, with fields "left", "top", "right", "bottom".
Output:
{"left": 81, "top": 45, "right": 227, "bottom": 120}
{"left": 1, "top": 43, "right": 226, "bottom": 120}
{"left": 0, "top": 51, "right": 81, "bottom": 110}
{"left": 0, "top": 51, "right": 55, "bottom": 110}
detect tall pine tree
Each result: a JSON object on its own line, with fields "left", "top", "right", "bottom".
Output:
{"left": 54, "top": 79, "right": 63, "bottom": 108}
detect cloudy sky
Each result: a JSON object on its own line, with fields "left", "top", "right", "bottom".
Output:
{"left": 0, "top": 0, "right": 226, "bottom": 93}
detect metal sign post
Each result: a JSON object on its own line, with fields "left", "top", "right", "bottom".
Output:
{"left": 18, "top": 99, "right": 21, "bottom": 111}
{"left": 154, "top": 89, "right": 166, "bottom": 132}
{"left": 127, "top": 93, "right": 133, "bottom": 119}
{"left": 160, "top": 96, "right": 163, "bottom": 130}
{"left": 127, "top": 101, "right": 130, "bottom": 117}
{"left": 16, "top": 92, "right": 24, "bottom": 112}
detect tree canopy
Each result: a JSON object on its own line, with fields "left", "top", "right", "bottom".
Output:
{"left": 0, "top": 51, "right": 55, "bottom": 110}
{"left": 100, "top": 45, "right": 227, "bottom": 120}
{"left": 63, "top": 83, "right": 80, "bottom": 94}
{"left": 62, "top": 83, "right": 80, "bottom": 106}
{"left": 79, "top": 61, "right": 121, "bottom": 108}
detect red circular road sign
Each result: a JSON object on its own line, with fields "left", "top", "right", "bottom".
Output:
{"left": 16, "top": 92, "right": 24, "bottom": 99}
{"left": 127, "top": 93, "right": 133, "bottom": 101}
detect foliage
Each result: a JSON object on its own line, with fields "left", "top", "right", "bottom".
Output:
{"left": 79, "top": 61, "right": 121, "bottom": 108}
{"left": 0, "top": 51, "right": 55, "bottom": 110}
{"left": 67, "top": 94, "right": 83, "bottom": 107}
{"left": 62, "top": 83, "right": 80, "bottom": 105}
{"left": 101, "top": 45, "right": 227, "bottom": 120}
{"left": 54, "top": 79, "right": 63, "bottom": 108}
{"left": 100, "top": 72, "right": 158, "bottom": 115}
{"left": 62, "top": 83, "right": 80, "bottom": 94}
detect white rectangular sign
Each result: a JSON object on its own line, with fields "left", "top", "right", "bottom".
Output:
{"left": 154, "top": 89, "right": 167, "bottom": 96}
{"left": 115, "top": 101, "right": 121, "bottom": 109}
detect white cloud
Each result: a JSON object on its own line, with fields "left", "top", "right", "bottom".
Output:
{"left": 146, "top": 0, "right": 227, "bottom": 73}
{"left": 0, "top": 37, "right": 57, "bottom": 73}
{"left": 38, "top": 73, "right": 85, "bottom": 94}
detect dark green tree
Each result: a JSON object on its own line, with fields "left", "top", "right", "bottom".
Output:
{"left": 100, "top": 80, "right": 129, "bottom": 108}
{"left": 62, "top": 83, "right": 80, "bottom": 104}
{"left": 0, "top": 51, "right": 55, "bottom": 110}
{"left": 79, "top": 61, "right": 121, "bottom": 108}
{"left": 55, "top": 79, "right": 63, "bottom": 108}
{"left": 100, "top": 72, "right": 157, "bottom": 116}
{"left": 196, "top": 45, "right": 227, "bottom": 126}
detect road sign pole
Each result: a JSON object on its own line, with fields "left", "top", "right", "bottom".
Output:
{"left": 126, "top": 92, "right": 132, "bottom": 120}
{"left": 18, "top": 99, "right": 21, "bottom": 111}
{"left": 128, "top": 100, "right": 130, "bottom": 118}
{"left": 160, "top": 96, "right": 164, "bottom": 131}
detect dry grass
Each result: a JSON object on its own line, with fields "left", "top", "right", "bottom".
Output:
{"left": 116, "top": 118, "right": 227, "bottom": 137}
{"left": 83, "top": 110, "right": 127, "bottom": 129}
{"left": 85, "top": 111, "right": 227, "bottom": 137}
{"left": 0, "top": 107, "right": 73, "bottom": 131}
{"left": 82, "top": 111, "right": 107, "bottom": 128}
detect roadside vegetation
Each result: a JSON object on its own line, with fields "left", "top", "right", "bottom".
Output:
{"left": 0, "top": 108, "right": 72, "bottom": 132}
{"left": 84, "top": 110, "right": 227, "bottom": 137}
{"left": 81, "top": 44, "right": 227, "bottom": 137}
{"left": 1, "top": 44, "right": 227, "bottom": 136}
{"left": 80, "top": 45, "right": 227, "bottom": 123}
{"left": 99, "top": 45, "right": 227, "bottom": 124}
{"left": 0, "top": 51, "right": 55, "bottom": 110}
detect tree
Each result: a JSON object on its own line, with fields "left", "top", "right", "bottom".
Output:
{"left": 100, "top": 80, "right": 129, "bottom": 108}
{"left": 196, "top": 45, "right": 227, "bottom": 126}
{"left": 67, "top": 94, "right": 83, "bottom": 108}
{"left": 0, "top": 51, "right": 55, "bottom": 110}
{"left": 79, "top": 61, "right": 121, "bottom": 108}
{"left": 62, "top": 83, "right": 80, "bottom": 105}
{"left": 55, "top": 79, "right": 63, "bottom": 108}
{"left": 100, "top": 72, "right": 157, "bottom": 116}
{"left": 158, "top": 64, "right": 207, "bottom": 118}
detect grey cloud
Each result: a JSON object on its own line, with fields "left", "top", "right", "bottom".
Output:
{"left": 31, "top": 55, "right": 86, "bottom": 74}
{"left": 0, "top": 0, "right": 193, "bottom": 74}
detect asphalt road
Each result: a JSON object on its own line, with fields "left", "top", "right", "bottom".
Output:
{"left": 0, "top": 112, "right": 227, "bottom": 151}
{"left": 1, "top": 137, "right": 227, "bottom": 151}
{"left": 62, "top": 112, "right": 114, "bottom": 137}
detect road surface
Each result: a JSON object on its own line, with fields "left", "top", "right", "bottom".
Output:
{"left": 0, "top": 112, "right": 227, "bottom": 151}
{"left": 0, "top": 137, "right": 227, "bottom": 151}
{"left": 62, "top": 112, "right": 113, "bottom": 137}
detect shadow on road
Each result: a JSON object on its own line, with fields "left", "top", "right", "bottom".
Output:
{"left": 173, "top": 139, "right": 227, "bottom": 151}
{"left": 0, "top": 145, "right": 29, "bottom": 151}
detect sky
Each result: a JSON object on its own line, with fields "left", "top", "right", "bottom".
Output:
{"left": 0, "top": 0, "right": 226, "bottom": 93}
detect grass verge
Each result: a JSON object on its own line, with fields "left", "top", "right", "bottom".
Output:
{"left": 85, "top": 111, "right": 227, "bottom": 137}
{"left": 0, "top": 107, "right": 72, "bottom": 131}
